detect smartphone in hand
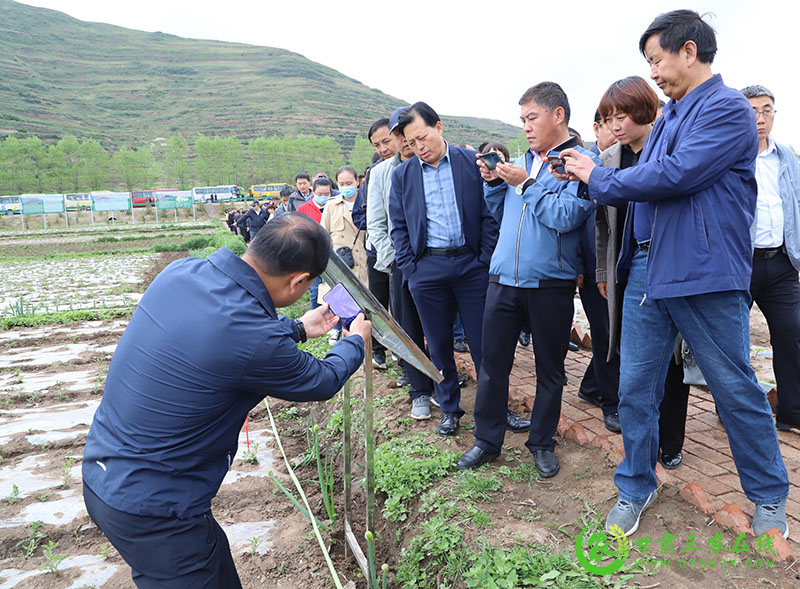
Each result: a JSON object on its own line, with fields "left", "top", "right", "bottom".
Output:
{"left": 478, "top": 151, "right": 503, "bottom": 170}
{"left": 546, "top": 149, "right": 566, "bottom": 175}
{"left": 322, "top": 283, "right": 362, "bottom": 328}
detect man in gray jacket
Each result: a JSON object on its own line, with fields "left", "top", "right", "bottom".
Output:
{"left": 367, "top": 106, "right": 435, "bottom": 419}
{"left": 742, "top": 85, "right": 800, "bottom": 434}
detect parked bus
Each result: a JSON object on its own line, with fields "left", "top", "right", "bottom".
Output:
{"left": 0, "top": 195, "right": 21, "bottom": 214}
{"left": 191, "top": 185, "right": 243, "bottom": 203}
{"left": 131, "top": 189, "right": 177, "bottom": 208}
{"left": 249, "top": 183, "right": 290, "bottom": 199}
{"left": 64, "top": 193, "right": 92, "bottom": 211}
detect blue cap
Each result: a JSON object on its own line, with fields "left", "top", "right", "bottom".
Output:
{"left": 389, "top": 106, "right": 409, "bottom": 133}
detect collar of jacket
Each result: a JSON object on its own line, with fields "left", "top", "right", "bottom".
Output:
{"left": 208, "top": 248, "right": 277, "bottom": 319}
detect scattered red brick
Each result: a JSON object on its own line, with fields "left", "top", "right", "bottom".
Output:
{"left": 680, "top": 483, "right": 717, "bottom": 515}
{"left": 713, "top": 504, "right": 754, "bottom": 537}
{"left": 565, "top": 423, "right": 590, "bottom": 446}
{"left": 752, "top": 528, "right": 796, "bottom": 563}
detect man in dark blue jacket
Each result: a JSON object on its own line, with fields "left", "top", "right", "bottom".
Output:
{"left": 560, "top": 10, "right": 789, "bottom": 539}
{"left": 389, "top": 102, "right": 499, "bottom": 435}
{"left": 82, "top": 213, "right": 371, "bottom": 587}
{"left": 244, "top": 200, "right": 267, "bottom": 240}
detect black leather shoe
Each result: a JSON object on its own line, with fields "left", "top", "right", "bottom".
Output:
{"left": 396, "top": 374, "right": 410, "bottom": 387}
{"left": 437, "top": 412, "right": 460, "bottom": 436}
{"left": 578, "top": 390, "right": 602, "bottom": 408}
{"left": 457, "top": 445, "right": 500, "bottom": 470}
{"left": 562, "top": 374, "right": 568, "bottom": 386}
{"left": 457, "top": 373, "right": 468, "bottom": 388}
{"left": 453, "top": 339, "right": 468, "bottom": 353}
{"left": 506, "top": 411, "right": 531, "bottom": 433}
{"left": 518, "top": 331, "right": 530, "bottom": 347}
{"left": 659, "top": 451, "right": 683, "bottom": 470}
{"left": 568, "top": 341, "right": 580, "bottom": 352}
{"left": 604, "top": 412, "right": 621, "bottom": 433}
{"left": 533, "top": 450, "right": 560, "bottom": 478}
{"left": 776, "top": 421, "right": 800, "bottom": 434}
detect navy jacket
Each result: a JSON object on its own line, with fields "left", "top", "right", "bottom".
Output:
{"left": 389, "top": 145, "right": 499, "bottom": 278}
{"left": 82, "top": 248, "right": 364, "bottom": 518}
{"left": 588, "top": 75, "right": 759, "bottom": 299}
{"left": 245, "top": 208, "right": 267, "bottom": 232}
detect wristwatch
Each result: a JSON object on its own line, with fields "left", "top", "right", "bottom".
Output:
{"left": 295, "top": 319, "right": 307, "bottom": 343}
{"left": 515, "top": 178, "right": 536, "bottom": 195}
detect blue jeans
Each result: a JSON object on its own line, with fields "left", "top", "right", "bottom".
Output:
{"left": 309, "top": 277, "right": 321, "bottom": 310}
{"left": 615, "top": 249, "right": 788, "bottom": 505}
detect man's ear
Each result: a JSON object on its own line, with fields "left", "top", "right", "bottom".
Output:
{"left": 682, "top": 40, "right": 698, "bottom": 67}
{"left": 289, "top": 272, "right": 313, "bottom": 294}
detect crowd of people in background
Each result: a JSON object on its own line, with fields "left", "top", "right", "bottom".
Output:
{"left": 216, "top": 8, "right": 799, "bottom": 543}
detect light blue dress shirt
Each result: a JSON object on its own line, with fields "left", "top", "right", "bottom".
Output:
{"left": 419, "top": 144, "right": 465, "bottom": 248}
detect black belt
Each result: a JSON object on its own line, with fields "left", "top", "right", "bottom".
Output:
{"left": 754, "top": 247, "right": 782, "bottom": 260}
{"left": 424, "top": 245, "right": 471, "bottom": 257}
{"left": 636, "top": 240, "right": 651, "bottom": 251}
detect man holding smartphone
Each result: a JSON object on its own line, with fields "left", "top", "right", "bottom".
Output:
{"left": 558, "top": 10, "right": 790, "bottom": 538}
{"left": 458, "top": 82, "right": 597, "bottom": 476}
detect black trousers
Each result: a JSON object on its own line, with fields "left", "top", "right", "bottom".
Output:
{"left": 84, "top": 484, "right": 241, "bottom": 589}
{"left": 367, "top": 255, "right": 388, "bottom": 353}
{"left": 750, "top": 250, "right": 800, "bottom": 425}
{"left": 658, "top": 358, "right": 690, "bottom": 456}
{"left": 390, "top": 265, "right": 434, "bottom": 399}
{"left": 577, "top": 278, "right": 620, "bottom": 416}
{"left": 474, "top": 282, "right": 574, "bottom": 453}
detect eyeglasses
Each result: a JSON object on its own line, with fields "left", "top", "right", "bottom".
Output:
{"left": 753, "top": 109, "right": 777, "bottom": 118}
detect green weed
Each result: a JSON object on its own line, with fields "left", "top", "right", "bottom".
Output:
{"left": 39, "top": 540, "right": 67, "bottom": 573}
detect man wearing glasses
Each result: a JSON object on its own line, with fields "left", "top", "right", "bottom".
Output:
{"left": 741, "top": 85, "right": 800, "bottom": 436}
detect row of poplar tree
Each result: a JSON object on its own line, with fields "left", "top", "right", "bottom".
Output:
{"left": 0, "top": 133, "right": 379, "bottom": 195}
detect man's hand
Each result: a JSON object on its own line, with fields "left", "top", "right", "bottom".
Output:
{"left": 496, "top": 162, "right": 529, "bottom": 187}
{"left": 343, "top": 312, "right": 372, "bottom": 343}
{"left": 475, "top": 153, "right": 499, "bottom": 182}
{"left": 559, "top": 149, "right": 596, "bottom": 183}
{"left": 299, "top": 303, "right": 339, "bottom": 339}
{"left": 597, "top": 282, "right": 608, "bottom": 300}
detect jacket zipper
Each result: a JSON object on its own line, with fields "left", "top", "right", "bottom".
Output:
{"left": 640, "top": 205, "right": 658, "bottom": 306}
{"left": 515, "top": 203, "right": 526, "bottom": 286}
{"left": 557, "top": 233, "right": 562, "bottom": 268}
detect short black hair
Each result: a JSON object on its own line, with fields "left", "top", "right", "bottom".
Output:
{"left": 295, "top": 172, "right": 310, "bottom": 182}
{"left": 248, "top": 212, "right": 331, "bottom": 278}
{"left": 594, "top": 109, "right": 602, "bottom": 124}
{"left": 396, "top": 102, "right": 440, "bottom": 136}
{"left": 519, "top": 82, "right": 571, "bottom": 124}
{"left": 740, "top": 85, "right": 775, "bottom": 104}
{"left": 368, "top": 118, "right": 390, "bottom": 141}
{"left": 639, "top": 10, "right": 717, "bottom": 64}
{"left": 312, "top": 177, "right": 332, "bottom": 191}
{"left": 480, "top": 141, "right": 510, "bottom": 163}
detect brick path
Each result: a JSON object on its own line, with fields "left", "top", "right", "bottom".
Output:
{"left": 492, "top": 341, "right": 800, "bottom": 561}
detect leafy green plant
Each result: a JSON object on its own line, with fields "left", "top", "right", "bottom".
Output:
{"left": 39, "top": 540, "right": 67, "bottom": 573}
{"left": 37, "top": 494, "right": 48, "bottom": 502}
{"left": 308, "top": 420, "right": 336, "bottom": 523}
{"left": 454, "top": 471, "right": 502, "bottom": 503}
{"left": 16, "top": 521, "right": 46, "bottom": 559}
{"left": 6, "top": 483, "right": 20, "bottom": 504}
{"left": 240, "top": 443, "right": 259, "bottom": 465}
{"left": 248, "top": 536, "right": 261, "bottom": 555}
{"left": 99, "top": 544, "right": 113, "bottom": 560}
{"left": 395, "top": 514, "right": 468, "bottom": 588}
{"left": 374, "top": 434, "right": 458, "bottom": 521}
{"left": 62, "top": 456, "right": 75, "bottom": 488}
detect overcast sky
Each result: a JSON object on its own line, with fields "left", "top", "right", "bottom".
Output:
{"left": 19, "top": 0, "right": 800, "bottom": 147}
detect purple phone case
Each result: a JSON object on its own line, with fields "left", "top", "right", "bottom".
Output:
{"left": 323, "top": 283, "right": 361, "bottom": 324}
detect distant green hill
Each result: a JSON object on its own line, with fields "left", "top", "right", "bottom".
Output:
{"left": 0, "top": 0, "right": 520, "bottom": 151}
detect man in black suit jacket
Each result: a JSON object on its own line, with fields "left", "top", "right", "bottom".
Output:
{"left": 389, "top": 102, "right": 499, "bottom": 435}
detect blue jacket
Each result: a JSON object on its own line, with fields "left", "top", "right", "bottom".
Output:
{"left": 750, "top": 141, "right": 800, "bottom": 271}
{"left": 484, "top": 145, "right": 597, "bottom": 287}
{"left": 82, "top": 248, "right": 364, "bottom": 519}
{"left": 389, "top": 145, "right": 499, "bottom": 278}
{"left": 588, "top": 75, "right": 759, "bottom": 299}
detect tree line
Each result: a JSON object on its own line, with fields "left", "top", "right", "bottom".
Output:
{"left": 0, "top": 133, "right": 378, "bottom": 195}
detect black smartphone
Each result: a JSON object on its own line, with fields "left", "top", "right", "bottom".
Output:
{"left": 546, "top": 150, "right": 566, "bottom": 174}
{"left": 479, "top": 151, "right": 503, "bottom": 170}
